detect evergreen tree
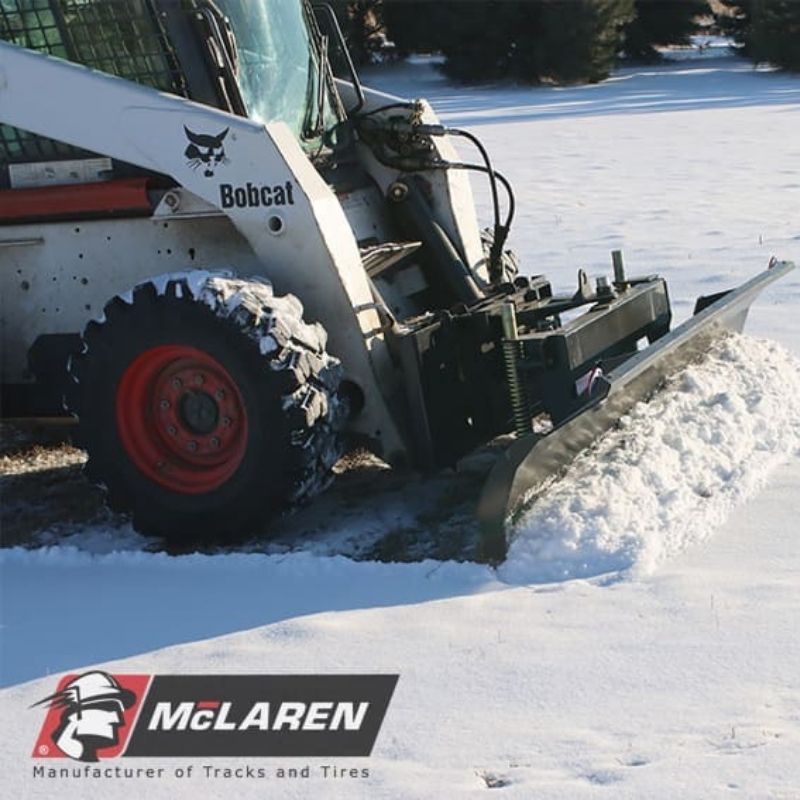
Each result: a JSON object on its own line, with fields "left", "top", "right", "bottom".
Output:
{"left": 749, "top": 0, "right": 800, "bottom": 71}
{"left": 382, "top": 1, "right": 446, "bottom": 56}
{"left": 384, "top": 0, "right": 634, "bottom": 85}
{"left": 716, "top": 0, "right": 754, "bottom": 56}
{"left": 329, "top": 1, "right": 386, "bottom": 65}
{"left": 622, "top": 0, "right": 709, "bottom": 62}
{"left": 537, "top": 0, "right": 636, "bottom": 83}
{"left": 434, "top": 2, "right": 521, "bottom": 82}
{"left": 718, "top": 0, "right": 800, "bottom": 70}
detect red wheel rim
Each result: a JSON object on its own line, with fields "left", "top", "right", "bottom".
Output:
{"left": 116, "top": 345, "right": 248, "bottom": 494}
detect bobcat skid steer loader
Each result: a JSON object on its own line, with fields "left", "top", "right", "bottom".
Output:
{"left": 0, "top": 1, "right": 792, "bottom": 561}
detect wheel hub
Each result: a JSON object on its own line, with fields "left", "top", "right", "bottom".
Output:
{"left": 116, "top": 345, "right": 248, "bottom": 494}
{"left": 179, "top": 390, "right": 219, "bottom": 435}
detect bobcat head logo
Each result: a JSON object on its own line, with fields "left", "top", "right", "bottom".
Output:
{"left": 184, "top": 126, "right": 229, "bottom": 177}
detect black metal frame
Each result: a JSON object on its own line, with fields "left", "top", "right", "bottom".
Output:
{"left": 392, "top": 272, "right": 673, "bottom": 471}
{"left": 517, "top": 278, "right": 671, "bottom": 424}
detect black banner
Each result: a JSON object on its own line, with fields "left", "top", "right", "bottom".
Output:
{"left": 124, "top": 675, "right": 398, "bottom": 758}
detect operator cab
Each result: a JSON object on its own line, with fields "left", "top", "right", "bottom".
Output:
{"left": 0, "top": 0, "right": 349, "bottom": 183}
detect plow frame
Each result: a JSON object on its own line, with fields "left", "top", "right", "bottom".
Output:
{"left": 476, "top": 259, "right": 795, "bottom": 564}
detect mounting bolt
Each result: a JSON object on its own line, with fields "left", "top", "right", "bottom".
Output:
{"left": 596, "top": 275, "right": 615, "bottom": 299}
{"left": 221, "top": 417, "right": 231, "bottom": 427}
{"left": 194, "top": 374, "right": 204, "bottom": 386}
{"left": 210, "top": 437, "right": 220, "bottom": 448}
{"left": 215, "top": 389, "right": 225, "bottom": 400}
{"left": 388, "top": 181, "right": 409, "bottom": 203}
{"left": 267, "top": 214, "right": 285, "bottom": 236}
{"left": 187, "top": 441, "right": 198, "bottom": 452}
{"left": 159, "top": 399, "right": 170, "bottom": 410}
{"left": 171, "top": 377, "right": 182, "bottom": 389}
{"left": 167, "top": 425, "right": 177, "bottom": 436}
{"left": 163, "top": 191, "right": 181, "bottom": 211}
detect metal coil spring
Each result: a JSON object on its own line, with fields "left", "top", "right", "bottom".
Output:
{"left": 500, "top": 303, "right": 532, "bottom": 438}
{"left": 502, "top": 339, "right": 531, "bottom": 438}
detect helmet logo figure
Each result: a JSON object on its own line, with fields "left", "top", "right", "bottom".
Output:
{"left": 184, "top": 126, "right": 229, "bottom": 177}
{"left": 32, "top": 671, "right": 137, "bottom": 762}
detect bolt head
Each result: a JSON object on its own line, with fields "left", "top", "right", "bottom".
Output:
{"left": 221, "top": 417, "right": 231, "bottom": 427}
{"left": 160, "top": 399, "right": 170, "bottom": 410}
{"left": 210, "top": 437, "right": 220, "bottom": 448}
{"left": 167, "top": 425, "right": 177, "bottom": 436}
{"left": 194, "top": 374, "right": 204, "bottom": 386}
{"left": 171, "top": 378, "right": 182, "bottom": 389}
{"left": 187, "top": 441, "right": 198, "bottom": 452}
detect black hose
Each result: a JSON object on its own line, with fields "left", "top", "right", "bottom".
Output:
{"left": 353, "top": 111, "right": 517, "bottom": 282}
{"left": 445, "top": 162, "right": 515, "bottom": 235}
{"left": 441, "top": 128, "right": 518, "bottom": 283}
{"left": 447, "top": 130, "right": 502, "bottom": 258}
{"left": 355, "top": 101, "right": 417, "bottom": 119}
{"left": 443, "top": 161, "right": 516, "bottom": 282}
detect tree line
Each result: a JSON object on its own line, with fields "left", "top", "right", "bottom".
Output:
{"left": 330, "top": 1, "right": 800, "bottom": 83}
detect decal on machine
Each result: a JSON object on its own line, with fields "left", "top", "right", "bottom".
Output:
{"left": 219, "top": 181, "right": 296, "bottom": 209}
{"left": 184, "top": 126, "right": 229, "bottom": 177}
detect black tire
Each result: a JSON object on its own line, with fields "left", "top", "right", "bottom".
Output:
{"left": 480, "top": 227, "right": 519, "bottom": 284}
{"left": 66, "top": 272, "right": 344, "bottom": 540}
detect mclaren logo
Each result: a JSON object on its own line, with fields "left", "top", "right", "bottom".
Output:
{"left": 32, "top": 673, "right": 398, "bottom": 758}
{"left": 148, "top": 700, "right": 368, "bottom": 732}
{"left": 31, "top": 671, "right": 147, "bottom": 762}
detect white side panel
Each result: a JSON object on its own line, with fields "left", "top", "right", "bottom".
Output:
{"left": 0, "top": 216, "right": 260, "bottom": 381}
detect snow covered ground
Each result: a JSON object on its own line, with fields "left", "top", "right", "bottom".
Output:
{"left": 2, "top": 49, "right": 799, "bottom": 798}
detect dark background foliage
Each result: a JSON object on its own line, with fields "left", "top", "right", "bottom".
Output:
{"left": 329, "top": 0, "right": 799, "bottom": 82}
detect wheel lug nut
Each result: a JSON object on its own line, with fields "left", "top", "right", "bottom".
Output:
{"left": 187, "top": 441, "right": 198, "bottom": 452}
{"left": 160, "top": 399, "right": 170, "bottom": 410}
{"left": 167, "top": 425, "right": 177, "bottom": 436}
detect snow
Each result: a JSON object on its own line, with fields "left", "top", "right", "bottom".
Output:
{"left": 0, "top": 548, "right": 493, "bottom": 688}
{"left": 2, "top": 49, "right": 799, "bottom": 798}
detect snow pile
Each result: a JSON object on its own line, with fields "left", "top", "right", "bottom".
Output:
{"left": 502, "top": 334, "right": 800, "bottom": 584}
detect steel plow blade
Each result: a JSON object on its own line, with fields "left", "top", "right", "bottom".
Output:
{"left": 476, "top": 259, "right": 795, "bottom": 564}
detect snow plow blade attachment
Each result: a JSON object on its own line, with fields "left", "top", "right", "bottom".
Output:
{"left": 477, "top": 259, "right": 795, "bottom": 564}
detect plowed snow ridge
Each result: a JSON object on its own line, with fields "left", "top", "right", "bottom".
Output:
{"left": 501, "top": 334, "right": 800, "bottom": 584}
